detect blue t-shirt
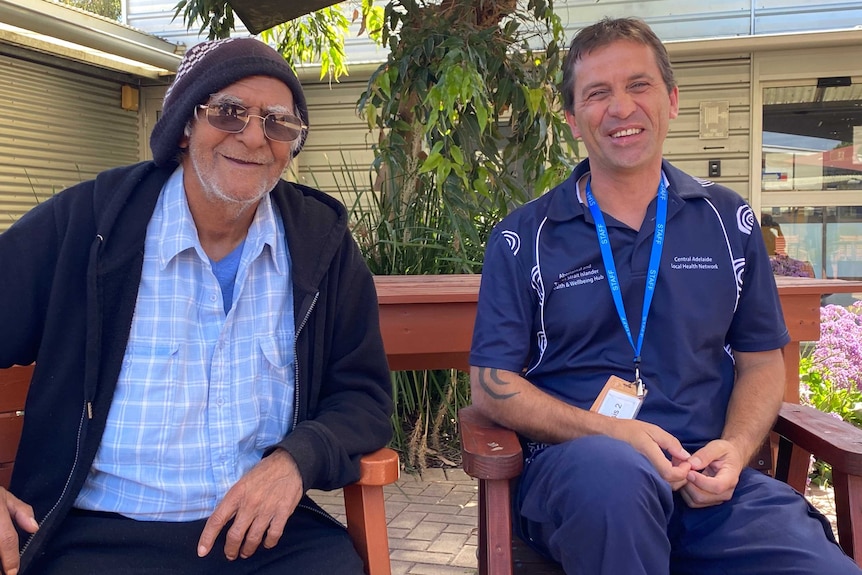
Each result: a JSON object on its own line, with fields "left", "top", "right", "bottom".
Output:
{"left": 470, "top": 159, "right": 790, "bottom": 451}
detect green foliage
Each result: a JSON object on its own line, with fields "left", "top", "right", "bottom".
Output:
{"left": 360, "top": 0, "right": 576, "bottom": 219}
{"left": 261, "top": 8, "right": 352, "bottom": 82}
{"left": 174, "top": 0, "right": 235, "bottom": 40}
{"left": 309, "top": 154, "right": 477, "bottom": 468}
{"left": 173, "top": 1, "right": 377, "bottom": 81}
{"left": 59, "top": 0, "right": 121, "bottom": 20}
{"left": 801, "top": 356, "right": 862, "bottom": 428}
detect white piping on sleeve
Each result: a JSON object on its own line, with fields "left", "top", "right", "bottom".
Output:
{"left": 526, "top": 216, "right": 549, "bottom": 376}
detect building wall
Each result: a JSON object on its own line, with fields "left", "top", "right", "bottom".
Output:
{"left": 668, "top": 56, "right": 752, "bottom": 198}
{"left": 0, "top": 44, "right": 141, "bottom": 232}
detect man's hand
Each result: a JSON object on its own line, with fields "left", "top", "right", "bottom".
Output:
{"left": 0, "top": 487, "right": 38, "bottom": 575}
{"left": 198, "top": 449, "right": 303, "bottom": 561}
{"left": 679, "top": 439, "right": 745, "bottom": 508}
{"left": 610, "top": 419, "right": 692, "bottom": 490}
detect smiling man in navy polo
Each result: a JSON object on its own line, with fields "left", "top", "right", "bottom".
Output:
{"left": 469, "top": 16, "right": 860, "bottom": 575}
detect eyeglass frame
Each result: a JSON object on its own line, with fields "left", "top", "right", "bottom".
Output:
{"left": 194, "top": 103, "right": 308, "bottom": 143}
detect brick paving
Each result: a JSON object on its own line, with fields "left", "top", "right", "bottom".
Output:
{"left": 309, "top": 468, "right": 479, "bottom": 575}
{"left": 310, "top": 470, "right": 838, "bottom": 575}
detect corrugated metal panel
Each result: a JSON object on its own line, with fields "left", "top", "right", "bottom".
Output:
{"left": 554, "top": 0, "right": 752, "bottom": 40}
{"left": 754, "top": 1, "right": 862, "bottom": 34}
{"left": 0, "top": 52, "right": 140, "bottom": 232}
{"left": 294, "top": 79, "right": 376, "bottom": 208}
{"left": 554, "top": 0, "right": 862, "bottom": 40}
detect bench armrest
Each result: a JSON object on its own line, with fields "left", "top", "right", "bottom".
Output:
{"left": 344, "top": 447, "right": 399, "bottom": 575}
{"left": 774, "top": 402, "right": 862, "bottom": 476}
{"left": 460, "top": 405, "right": 523, "bottom": 481}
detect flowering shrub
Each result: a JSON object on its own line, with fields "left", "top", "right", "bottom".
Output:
{"left": 770, "top": 254, "right": 813, "bottom": 277}
{"left": 800, "top": 303, "right": 862, "bottom": 484}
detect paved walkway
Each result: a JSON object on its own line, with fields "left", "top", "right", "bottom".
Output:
{"left": 310, "top": 470, "right": 839, "bottom": 575}
{"left": 310, "top": 468, "right": 479, "bottom": 575}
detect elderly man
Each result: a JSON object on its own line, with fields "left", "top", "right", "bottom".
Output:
{"left": 469, "top": 17, "right": 860, "bottom": 575}
{"left": 0, "top": 37, "right": 392, "bottom": 575}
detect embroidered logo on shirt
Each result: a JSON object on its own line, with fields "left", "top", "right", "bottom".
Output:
{"left": 501, "top": 230, "right": 521, "bottom": 255}
{"left": 670, "top": 256, "right": 720, "bottom": 271}
{"left": 736, "top": 205, "right": 755, "bottom": 235}
{"left": 552, "top": 264, "right": 606, "bottom": 290}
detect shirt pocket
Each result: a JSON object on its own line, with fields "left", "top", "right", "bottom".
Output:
{"left": 120, "top": 342, "right": 181, "bottom": 394}
{"left": 110, "top": 342, "right": 183, "bottom": 464}
{"left": 252, "top": 336, "right": 294, "bottom": 448}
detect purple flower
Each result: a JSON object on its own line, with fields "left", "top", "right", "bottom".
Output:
{"left": 809, "top": 303, "right": 862, "bottom": 392}
{"left": 771, "top": 254, "right": 812, "bottom": 277}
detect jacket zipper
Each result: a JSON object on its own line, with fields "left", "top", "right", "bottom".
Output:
{"left": 297, "top": 501, "right": 345, "bottom": 527}
{"left": 292, "top": 291, "right": 319, "bottom": 431}
{"left": 19, "top": 404, "right": 88, "bottom": 559}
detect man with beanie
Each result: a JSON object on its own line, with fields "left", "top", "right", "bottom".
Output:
{"left": 0, "top": 37, "right": 392, "bottom": 574}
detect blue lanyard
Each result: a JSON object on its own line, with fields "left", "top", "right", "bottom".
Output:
{"left": 585, "top": 178, "right": 668, "bottom": 395}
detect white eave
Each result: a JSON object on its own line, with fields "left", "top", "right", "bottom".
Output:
{"left": 0, "top": 0, "right": 182, "bottom": 78}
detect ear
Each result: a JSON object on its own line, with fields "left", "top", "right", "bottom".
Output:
{"left": 565, "top": 110, "right": 581, "bottom": 140}
{"left": 668, "top": 86, "right": 680, "bottom": 120}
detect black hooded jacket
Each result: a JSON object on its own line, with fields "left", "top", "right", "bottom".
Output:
{"left": 0, "top": 161, "right": 393, "bottom": 571}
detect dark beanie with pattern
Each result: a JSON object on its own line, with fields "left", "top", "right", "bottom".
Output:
{"left": 150, "top": 37, "right": 309, "bottom": 167}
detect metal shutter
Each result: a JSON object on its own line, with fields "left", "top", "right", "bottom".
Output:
{"left": 0, "top": 50, "right": 140, "bottom": 232}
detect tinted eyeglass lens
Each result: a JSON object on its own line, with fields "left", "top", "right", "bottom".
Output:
{"left": 264, "top": 114, "right": 304, "bottom": 142}
{"left": 206, "top": 104, "right": 247, "bottom": 132}
{"left": 203, "top": 105, "right": 304, "bottom": 142}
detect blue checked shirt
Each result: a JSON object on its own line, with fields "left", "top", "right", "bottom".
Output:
{"left": 74, "top": 166, "right": 296, "bottom": 521}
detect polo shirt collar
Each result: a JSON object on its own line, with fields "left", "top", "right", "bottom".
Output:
{"left": 546, "top": 158, "right": 711, "bottom": 223}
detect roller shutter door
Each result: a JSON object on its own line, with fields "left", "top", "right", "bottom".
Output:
{"left": 0, "top": 49, "right": 140, "bottom": 232}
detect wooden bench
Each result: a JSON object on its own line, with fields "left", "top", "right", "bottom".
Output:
{"left": 460, "top": 402, "right": 862, "bottom": 574}
{"left": 0, "top": 364, "right": 399, "bottom": 575}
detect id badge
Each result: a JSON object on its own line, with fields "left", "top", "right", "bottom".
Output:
{"left": 589, "top": 375, "right": 645, "bottom": 420}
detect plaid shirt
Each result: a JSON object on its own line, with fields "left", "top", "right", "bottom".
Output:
{"left": 75, "top": 167, "right": 296, "bottom": 520}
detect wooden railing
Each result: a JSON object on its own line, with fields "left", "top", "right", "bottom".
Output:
{"left": 374, "top": 274, "right": 862, "bottom": 402}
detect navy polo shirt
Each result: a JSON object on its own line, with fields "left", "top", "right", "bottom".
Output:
{"left": 470, "top": 159, "right": 790, "bottom": 450}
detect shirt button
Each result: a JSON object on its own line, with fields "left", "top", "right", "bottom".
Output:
{"left": 210, "top": 294, "right": 217, "bottom": 302}
{"left": 217, "top": 397, "right": 225, "bottom": 406}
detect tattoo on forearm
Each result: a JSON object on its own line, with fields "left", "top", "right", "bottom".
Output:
{"left": 478, "top": 367, "right": 520, "bottom": 401}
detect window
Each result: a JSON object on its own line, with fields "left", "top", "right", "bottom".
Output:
{"left": 761, "top": 80, "right": 862, "bottom": 284}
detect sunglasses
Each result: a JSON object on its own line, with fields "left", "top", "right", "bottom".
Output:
{"left": 195, "top": 103, "right": 307, "bottom": 142}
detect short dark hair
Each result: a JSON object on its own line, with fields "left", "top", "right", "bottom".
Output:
{"left": 560, "top": 17, "right": 676, "bottom": 114}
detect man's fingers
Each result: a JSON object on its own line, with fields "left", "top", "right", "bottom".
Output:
{"left": 238, "top": 515, "right": 272, "bottom": 559}
{"left": 224, "top": 515, "right": 254, "bottom": 561}
{"left": 0, "top": 511, "right": 20, "bottom": 575}
{"left": 263, "top": 518, "right": 286, "bottom": 550}
{"left": 0, "top": 488, "right": 38, "bottom": 575}
{"left": 198, "top": 504, "right": 236, "bottom": 558}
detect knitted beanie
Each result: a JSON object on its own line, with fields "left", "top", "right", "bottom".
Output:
{"left": 150, "top": 37, "right": 309, "bottom": 167}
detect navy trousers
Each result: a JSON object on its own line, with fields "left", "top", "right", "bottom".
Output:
{"left": 27, "top": 504, "right": 365, "bottom": 575}
{"left": 517, "top": 435, "right": 861, "bottom": 575}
